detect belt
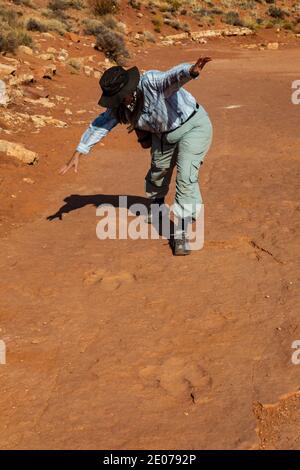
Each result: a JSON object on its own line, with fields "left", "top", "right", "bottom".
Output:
{"left": 162, "top": 103, "right": 199, "bottom": 135}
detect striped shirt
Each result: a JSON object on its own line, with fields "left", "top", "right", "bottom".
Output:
{"left": 76, "top": 62, "right": 206, "bottom": 155}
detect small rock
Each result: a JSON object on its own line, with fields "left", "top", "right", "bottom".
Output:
{"left": 0, "top": 64, "right": 17, "bottom": 81}
{"left": 83, "top": 65, "right": 93, "bottom": 76}
{"left": 35, "top": 64, "right": 56, "bottom": 79}
{"left": 243, "top": 43, "right": 257, "bottom": 49}
{"left": 31, "top": 115, "right": 67, "bottom": 128}
{"left": 41, "top": 32, "right": 54, "bottom": 39}
{"left": 0, "top": 139, "right": 38, "bottom": 164}
{"left": 65, "top": 32, "right": 81, "bottom": 43}
{"left": 267, "top": 42, "right": 279, "bottom": 50}
{"left": 18, "top": 45, "right": 33, "bottom": 55}
{"left": 38, "top": 53, "right": 55, "bottom": 61}
{"left": 23, "top": 177, "right": 35, "bottom": 184}
{"left": 58, "top": 49, "right": 68, "bottom": 62}
{"left": 0, "top": 80, "right": 9, "bottom": 106}
{"left": 137, "top": 13, "right": 143, "bottom": 18}
{"left": 24, "top": 97, "right": 55, "bottom": 108}
{"left": 47, "top": 47, "right": 57, "bottom": 54}
{"left": 23, "top": 88, "right": 49, "bottom": 100}
{"left": 64, "top": 108, "right": 73, "bottom": 115}
{"left": 2, "top": 57, "right": 19, "bottom": 65}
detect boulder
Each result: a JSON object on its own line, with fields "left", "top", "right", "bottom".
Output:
{"left": 34, "top": 64, "right": 56, "bottom": 79}
{"left": 31, "top": 115, "right": 67, "bottom": 128}
{"left": 18, "top": 45, "right": 34, "bottom": 55}
{"left": 9, "top": 74, "right": 35, "bottom": 86}
{"left": 0, "top": 64, "right": 17, "bottom": 81}
{"left": 38, "top": 53, "right": 55, "bottom": 61}
{"left": 65, "top": 32, "right": 81, "bottom": 43}
{"left": 24, "top": 97, "right": 55, "bottom": 108}
{"left": 0, "top": 80, "right": 9, "bottom": 106}
{"left": 0, "top": 140, "right": 38, "bottom": 164}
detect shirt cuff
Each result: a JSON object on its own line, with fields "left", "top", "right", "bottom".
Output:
{"left": 190, "top": 69, "right": 199, "bottom": 79}
{"left": 76, "top": 143, "right": 90, "bottom": 155}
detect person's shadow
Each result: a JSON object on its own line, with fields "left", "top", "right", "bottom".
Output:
{"left": 47, "top": 194, "right": 149, "bottom": 221}
{"left": 47, "top": 193, "right": 174, "bottom": 241}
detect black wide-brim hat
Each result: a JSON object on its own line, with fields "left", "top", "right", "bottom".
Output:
{"left": 98, "top": 65, "right": 140, "bottom": 108}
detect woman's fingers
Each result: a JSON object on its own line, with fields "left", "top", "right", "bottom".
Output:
{"left": 59, "top": 165, "right": 68, "bottom": 175}
{"left": 74, "top": 155, "right": 79, "bottom": 173}
{"left": 59, "top": 155, "right": 79, "bottom": 175}
{"left": 59, "top": 162, "right": 72, "bottom": 175}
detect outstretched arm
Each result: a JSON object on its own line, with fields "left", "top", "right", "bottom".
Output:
{"left": 59, "top": 109, "right": 118, "bottom": 175}
{"left": 151, "top": 57, "right": 212, "bottom": 97}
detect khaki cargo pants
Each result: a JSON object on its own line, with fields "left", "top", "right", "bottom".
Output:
{"left": 145, "top": 109, "right": 213, "bottom": 220}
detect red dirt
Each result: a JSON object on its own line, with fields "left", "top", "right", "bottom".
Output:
{"left": 1, "top": 35, "right": 300, "bottom": 449}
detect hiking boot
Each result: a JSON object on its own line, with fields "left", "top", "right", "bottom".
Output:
{"left": 171, "top": 233, "right": 191, "bottom": 256}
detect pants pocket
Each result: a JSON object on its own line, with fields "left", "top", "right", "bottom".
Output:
{"left": 189, "top": 159, "right": 202, "bottom": 183}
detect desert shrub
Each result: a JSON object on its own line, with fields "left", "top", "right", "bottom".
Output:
{"left": 0, "top": 28, "right": 33, "bottom": 52}
{"left": 101, "top": 14, "right": 117, "bottom": 29}
{"left": 83, "top": 16, "right": 125, "bottom": 35}
{"left": 282, "top": 21, "right": 293, "bottom": 31}
{"left": 41, "top": 7, "right": 71, "bottom": 29}
{"left": 48, "top": 0, "right": 69, "bottom": 10}
{"left": 101, "top": 14, "right": 126, "bottom": 33}
{"left": 82, "top": 17, "right": 103, "bottom": 34}
{"left": 67, "top": 57, "right": 82, "bottom": 71}
{"left": 164, "top": 18, "right": 190, "bottom": 31}
{"left": 88, "top": 0, "right": 119, "bottom": 16}
{"left": 44, "top": 17, "right": 68, "bottom": 33}
{"left": 47, "top": 0, "right": 84, "bottom": 10}
{"left": 26, "top": 16, "right": 67, "bottom": 34}
{"left": 26, "top": 16, "right": 49, "bottom": 31}
{"left": 94, "top": 24, "right": 129, "bottom": 64}
{"left": 267, "top": 6, "right": 286, "bottom": 20}
{"left": 68, "top": 0, "right": 84, "bottom": 9}
{"left": 243, "top": 16, "right": 259, "bottom": 30}
{"left": 143, "top": 30, "right": 155, "bottom": 42}
{"left": 211, "top": 8, "right": 223, "bottom": 15}
{"left": 166, "top": 0, "right": 180, "bottom": 13}
{"left": 224, "top": 11, "right": 244, "bottom": 26}
{"left": 128, "top": 0, "right": 141, "bottom": 9}
{"left": 12, "top": 0, "right": 35, "bottom": 6}
{"left": 0, "top": 5, "right": 33, "bottom": 53}
{"left": 152, "top": 15, "right": 162, "bottom": 32}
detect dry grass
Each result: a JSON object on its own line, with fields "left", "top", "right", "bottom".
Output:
{"left": 88, "top": 0, "right": 119, "bottom": 16}
{"left": 0, "top": 4, "right": 33, "bottom": 53}
{"left": 94, "top": 24, "right": 129, "bottom": 64}
{"left": 25, "top": 15, "right": 67, "bottom": 35}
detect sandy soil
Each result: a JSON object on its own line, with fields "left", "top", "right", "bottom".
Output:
{"left": 0, "top": 40, "right": 300, "bottom": 449}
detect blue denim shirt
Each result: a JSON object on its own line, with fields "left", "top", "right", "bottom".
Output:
{"left": 77, "top": 63, "right": 205, "bottom": 155}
